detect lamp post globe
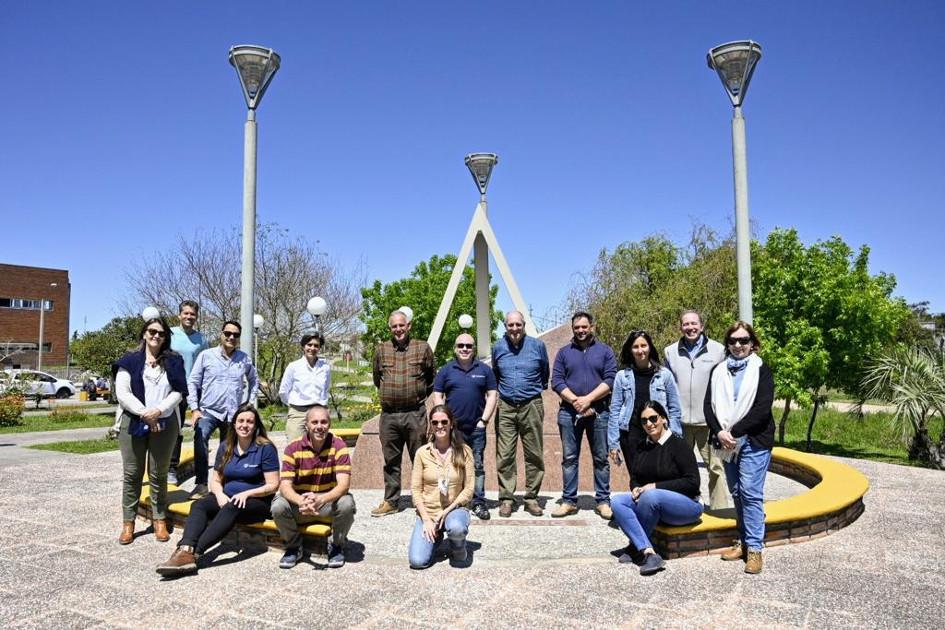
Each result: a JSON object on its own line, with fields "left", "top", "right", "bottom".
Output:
{"left": 141, "top": 306, "right": 160, "bottom": 321}
{"left": 307, "top": 297, "right": 327, "bottom": 317}
{"left": 398, "top": 306, "right": 414, "bottom": 324}
{"left": 458, "top": 314, "right": 474, "bottom": 329}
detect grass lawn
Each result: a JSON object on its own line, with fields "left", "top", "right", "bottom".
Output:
{"left": 29, "top": 437, "right": 119, "bottom": 454}
{"left": 0, "top": 410, "right": 114, "bottom": 434}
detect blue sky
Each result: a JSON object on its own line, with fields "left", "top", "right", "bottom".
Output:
{"left": 4, "top": 1, "right": 944, "bottom": 333}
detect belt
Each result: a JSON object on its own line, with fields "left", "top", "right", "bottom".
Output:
{"left": 380, "top": 404, "right": 424, "bottom": 414}
{"left": 499, "top": 395, "right": 542, "bottom": 408}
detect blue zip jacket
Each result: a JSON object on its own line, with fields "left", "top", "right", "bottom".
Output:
{"left": 607, "top": 365, "right": 682, "bottom": 450}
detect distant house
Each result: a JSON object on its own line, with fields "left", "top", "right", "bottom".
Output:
{"left": 0, "top": 264, "right": 70, "bottom": 369}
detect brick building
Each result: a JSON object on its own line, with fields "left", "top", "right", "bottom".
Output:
{"left": 0, "top": 264, "right": 71, "bottom": 369}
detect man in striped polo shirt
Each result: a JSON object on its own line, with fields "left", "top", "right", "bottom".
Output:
{"left": 270, "top": 405, "right": 356, "bottom": 569}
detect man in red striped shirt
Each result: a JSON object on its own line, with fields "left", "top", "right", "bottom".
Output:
{"left": 271, "top": 405, "right": 356, "bottom": 569}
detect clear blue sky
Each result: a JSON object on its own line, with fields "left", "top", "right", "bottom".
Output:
{"left": 4, "top": 1, "right": 944, "bottom": 333}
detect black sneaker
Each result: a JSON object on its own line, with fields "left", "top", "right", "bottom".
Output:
{"left": 449, "top": 544, "right": 468, "bottom": 566}
{"left": 617, "top": 545, "right": 645, "bottom": 566}
{"left": 639, "top": 552, "right": 666, "bottom": 576}
{"left": 326, "top": 543, "right": 345, "bottom": 569}
{"left": 472, "top": 504, "right": 491, "bottom": 520}
{"left": 279, "top": 547, "right": 303, "bottom": 569}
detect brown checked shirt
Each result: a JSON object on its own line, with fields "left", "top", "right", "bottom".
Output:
{"left": 373, "top": 337, "right": 435, "bottom": 412}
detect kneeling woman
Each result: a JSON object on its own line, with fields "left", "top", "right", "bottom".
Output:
{"left": 611, "top": 401, "right": 703, "bottom": 576}
{"left": 157, "top": 403, "right": 279, "bottom": 576}
{"left": 408, "top": 405, "right": 475, "bottom": 569}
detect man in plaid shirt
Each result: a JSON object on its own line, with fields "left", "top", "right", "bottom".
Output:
{"left": 371, "top": 310, "right": 435, "bottom": 516}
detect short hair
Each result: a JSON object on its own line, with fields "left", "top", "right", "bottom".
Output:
{"left": 679, "top": 309, "right": 703, "bottom": 325}
{"left": 300, "top": 332, "right": 325, "bottom": 347}
{"left": 619, "top": 330, "right": 661, "bottom": 368}
{"left": 305, "top": 404, "right": 331, "bottom": 421}
{"left": 571, "top": 311, "right": 594, "bottom": 325}
{"left": 221, "top": 320, "right": 242, "bottom": 332}
{"left": 723, "top": 320, "right": 761, "bottom": 355}
{"left": 179, "top": 300, "right": 199, "bottom": 314}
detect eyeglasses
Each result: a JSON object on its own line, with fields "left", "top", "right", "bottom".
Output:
{"left": 222, "top": 331, "right": 241, "bottom": 339}
{"left": 629, "top": 329, "right": 648, "bottom": 338}
{"left": 455, "top": 343, "right": 474, "bottom": 349}
{"left": 145, "top": 328, "right": 165, "bottom": 338}
{"left": 640, "top": 415, "right": 661, "bottom": 425}
{"left": 430, "top": 420, "right": 450, "bottom": 427}
{"left": 727, "top": 337, "right": 752, "bottom": 346}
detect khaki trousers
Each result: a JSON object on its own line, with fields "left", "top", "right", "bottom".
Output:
{"left": 683, "top": 424, "right": 732, "bottom": 510}
{"left": 495, "top": 397, "right": 545, "bottom": 502}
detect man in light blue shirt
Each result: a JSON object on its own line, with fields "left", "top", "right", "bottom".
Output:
{"left": 167, "top": 300, "right": 209, "bottom": 485}
{"left": 187, "top": 319, "right": 259, "bottom": 496}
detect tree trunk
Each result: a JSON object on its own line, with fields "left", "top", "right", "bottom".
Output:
{"left": 805, "top": 397, "right": 822, "bottom": 451}
{"left": 778, "top": 395, "right": 793, "bottom": 445}
{"left": 908, "top": 427, "right": 945, "bottom": 470}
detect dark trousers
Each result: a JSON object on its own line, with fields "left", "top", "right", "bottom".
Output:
{"left": 379, "top": 407, "right": 426, "bottom": 504}
{"left": 459, "top": 425, "right": 487, "bottom": 507}
{"left": 619, "top": 426, "right": 645, "bottom": 479}
{"left": 169, "top": 400, "right": 188, "bottom": 472}
{"left": 179, "top": 493, "right": 273, "bottom": 554}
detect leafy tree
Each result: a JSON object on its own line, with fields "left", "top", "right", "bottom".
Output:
{"left": 360, "top": 254, "right": 502, "bottom": 365}
{"left": 752, "top": 229, "right": 911, "bottom": 444}
{"left": 70, "top": 316, "right": 142, "bottom": 378}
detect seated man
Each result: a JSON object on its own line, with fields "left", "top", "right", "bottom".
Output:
{"left": 271, "top": 404, "right": 356, "bottom": 569}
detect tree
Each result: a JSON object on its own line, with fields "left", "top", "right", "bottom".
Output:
{"left": 124, "top": 223, "right": 364, "bottom": 402}
{"left": 360, "top": 254, "right": 502, "bottom": 365}
{"left": 859, "top": 346, "right": 945, "bottom": 468}
{"left": 70, "top": 316, "right": 142, "bottom": 377}
{"left": 752, "top": 229, "right": 911, "bottom": 444}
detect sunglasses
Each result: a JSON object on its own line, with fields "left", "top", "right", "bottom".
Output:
{"left": 222, "top": 331, "right": 241, "bottom": 339}
{"left": 629, "top": 329, "right": 648, "bottom": 338}
{"left": 145, "top": 328, "right": 166, "bottom": 338}
{"left": 430, "top": 419, "right": 450, "bottom": 427}
{"left": 641, "top": 414, "right": 661, "bottom": 425}
{"left": 455, "top": 343, "right": 474, "bottom": 349}
{"left": 727, "top": 337, "right": 752, "bottom": 346}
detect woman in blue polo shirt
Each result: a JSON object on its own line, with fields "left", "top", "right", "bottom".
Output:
{"left": 156, "top": 403, "right": 279, "bottom": 576}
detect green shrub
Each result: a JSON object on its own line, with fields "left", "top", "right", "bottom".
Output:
{"left": 0, "top": 395, "right": 25, "bottom": 427}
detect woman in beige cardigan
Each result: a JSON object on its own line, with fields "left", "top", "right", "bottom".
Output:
{"left": 408, "top": 404, "right": 474, "bottom": 568}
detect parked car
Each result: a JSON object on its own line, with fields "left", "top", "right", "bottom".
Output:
{"left": 1, "top": 369, "right": 76, "bottom": 399}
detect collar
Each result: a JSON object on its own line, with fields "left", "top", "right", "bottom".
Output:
{"left": 235, "top": 441, "right": 259, "bottom": 457}
{"left": 302, "top": 431, "right": 334, "bottom": 453}
{"left": 452, "top": 358, "right": 480, "bottom": 372}
{"left": 570, "top": 336, "right": 596, "bottom": 350}
{"left": 678, "top": 333, "right": 706, "bottom": 354}
{"left": 647, "top": 430, "right": 672, "bottom": 446}
{"left": 504, "top": 333, "right": 526, "bottom": 348}
{"left": 391, "top": 337, "right": 411, "bottom": 351}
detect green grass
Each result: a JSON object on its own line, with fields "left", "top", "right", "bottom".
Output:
{"left": 29, "top": 437, "right": 119, "bottom": 454}
{"left": 0, "top": 411, "right": 114, "bottom": 434}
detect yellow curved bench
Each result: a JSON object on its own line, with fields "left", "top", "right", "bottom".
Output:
{"left": 652, "top": 447, "right": 870, "bottom": 558}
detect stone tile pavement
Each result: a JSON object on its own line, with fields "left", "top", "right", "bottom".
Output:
{"left": 1, "top": 440, "right": 944, "bottom": 628}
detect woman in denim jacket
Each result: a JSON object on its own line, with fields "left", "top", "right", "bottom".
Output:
{"left": 607, "top": 330, "right": 682, "bottom": 472}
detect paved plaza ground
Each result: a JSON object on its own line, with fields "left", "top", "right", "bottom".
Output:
{"left": 1, "top": 429, "right": 944, "bottom": 629}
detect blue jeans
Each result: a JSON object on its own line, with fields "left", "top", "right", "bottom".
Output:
{"left": 723, "top": 439, "right": 771, "bottom": 551}
{"left": 612, "top": 489, "right": 703, "bottom": 551}
{"left": 408, "top": 508, "right": 470, "bottom": 569}
{"left": 557, "top": 409, "right": 610, "bottom": 504}
{"left": 459, "top": 426, "right": 486, "bottom": 507}
{"left": 193, "top": 412, "right": 228, "bottom": 485}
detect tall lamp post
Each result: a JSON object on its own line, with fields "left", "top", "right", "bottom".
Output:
{"left": 229, "top": 44, "right": 281, "bottom": 362}
{"left": 707, "top": 40, "right": 762, "bottom": 324}
{"left": 465, "top": 153, "right": 497, "bottom": 359}
{"left": 307, "top": 297, "right": 327, "bottom": 333}
{"left": 36, "top": 282, "right": 57, "bottom": 371}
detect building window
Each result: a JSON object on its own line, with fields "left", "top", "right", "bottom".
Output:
{"left": 0, "top": 297, "right": 53, "bottom": 311}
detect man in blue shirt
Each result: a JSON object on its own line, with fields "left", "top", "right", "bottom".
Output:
{"left": 187, "top": 320, "right": 259, "bottom": 497}
{"left": 551, "top": 311, "right": 618, "bottom": 519}
{"left": 491, "top": 311, "right": 549, "bottom": 518}
{"left": 168, "top": 300, "right": 209, "bottom": 485}
{"left": 433, "top": 332, "right": 498, "bottom": 520}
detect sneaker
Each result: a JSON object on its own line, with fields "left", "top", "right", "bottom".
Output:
{"left": 594, "top": 503, "right": 613, "bottom": 520}
{"left": 639, "top": 552, "right": 666, "bottom": 576}
{"left": 326, "top": 543, "right": 346, "bottom": 568}
{"left": 498, "top": 501, "right": 514, "bottom": 518}
{"left": 279, "top": 547, "right": 303, "bottom": 569}
{"left": 745, "top": 550, "right": 763, "bottom": 574}
{"left": 617, "top": 545, "right": 645, "bottom": 566}
{"left": 167, "top": 468, "right": 179, "bottom": 486}
{"left": 192, "top": 484, "right": 209, "bottom": 498}
{"left": 523, "top": 500, "right": 543, "bottom": 517}
{"left": 551, "top": 502, "right": 578, "bottom": 518}
{"left": 472, "top": 504, "right": 491, "bottom": 520}
{"left": 156, "top": 546, "right": 197, "bottom": 576}
{"left": 449, "top": 544, "right": 468, "bottom": 565}
{"left": 720, "top": 541, "right": 746, "bottom": 562}
{"left": 370, "top": 500, "right": 398, "bottom": 517}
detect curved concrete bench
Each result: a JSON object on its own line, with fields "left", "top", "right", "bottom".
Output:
{"left": 652, "top": 447, "right": 870, "bottom": 558}
{"left": 137, "top": 428, "right": 361, "bottom": 553}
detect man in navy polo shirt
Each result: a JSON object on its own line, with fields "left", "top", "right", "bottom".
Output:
{"left": 433, "top": 332, "right": 497, "bottom": 520}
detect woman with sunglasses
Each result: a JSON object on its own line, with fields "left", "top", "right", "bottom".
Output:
{"left": 279, "top": 332, "right": 331, "bottom": 442}
{"left": 156, "top": 403, "right": 279, "bottom": 576}
{"left": 113, "top": 317, "right": 188, "bottom": 545}
{"left": 608, "top": 330, "right": 682, "bottom": 472}
{"left": 611, "top": 400, "right": 702, "bottom": 575}
{"left": 408, "top": 405, "right": 475, "bottom": 569}
{"left": 704, "top": 321, "right": 775, "bottom": 574}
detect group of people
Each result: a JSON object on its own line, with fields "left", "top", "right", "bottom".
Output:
{"left": 113, "top": 300, "right": 775, "bottom": 577}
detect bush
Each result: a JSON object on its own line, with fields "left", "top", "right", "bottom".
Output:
{"left": 0, "top": 395, "right": 25, "bottom": 427}
{"left": 47, "top": 410, "right": 98, "bottom": 424}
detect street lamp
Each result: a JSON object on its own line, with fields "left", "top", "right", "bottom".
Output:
{"left": 458, "top": 314, "right": 473, "bottom": 329}
{"left": 707, "top": 40, "right": 762, "bottom": 324}
{"left": 307, "top": 296, "right": 327, "bottom": 332}
{"left": 229, "top": 44, "right": 281, "bottom": 362}
{"left": 36, "top": 282, "right": 57, "bottom": 371}
{"left": 252, "top": 313, "right": 265, "bottom": 366}
{"left": 464, "top": 153, "right": 498, "bottom": 358}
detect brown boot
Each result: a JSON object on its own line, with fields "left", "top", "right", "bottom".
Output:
{"left": 745, "top": 550, "right": 763, "bottom": 574}
{"left": 153, "top": 519, "right": 170, "bottom": 542}
{"left": 118, "top": 521, "right": 135, "bottom": 545}
{"left": 720, "top": 541, "right": 746, "bottom": 562}
{"left": 156, "top": 545, "right": 197, "bottom": 576}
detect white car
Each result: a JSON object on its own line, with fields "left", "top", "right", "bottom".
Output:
{"left": 1, "top": 370, "right": 76, "bottom": 399}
